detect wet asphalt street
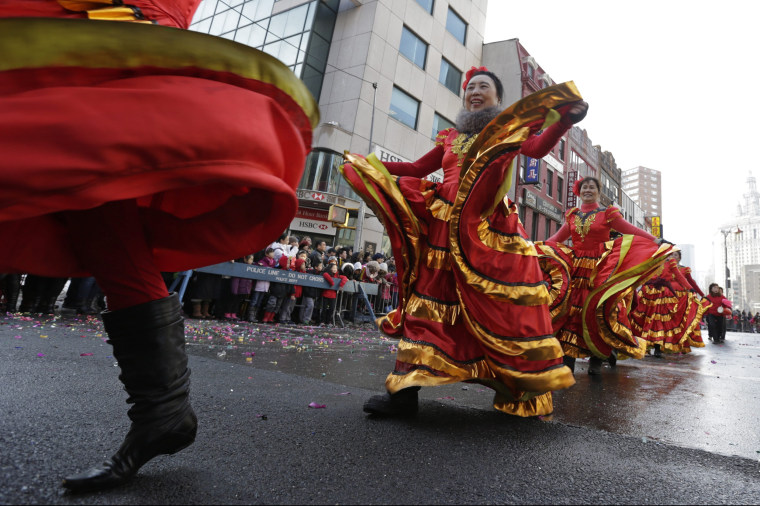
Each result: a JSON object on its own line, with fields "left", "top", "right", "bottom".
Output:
{"left": 1, "top": 312, "right": 759, "bottom": 504}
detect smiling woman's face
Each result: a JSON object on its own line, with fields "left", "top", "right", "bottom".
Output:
{"left": 580, "top": 179, "right": 600, "bottom": 204}
{"left": 464, "top": 75, "right": 499, "bottom": 112}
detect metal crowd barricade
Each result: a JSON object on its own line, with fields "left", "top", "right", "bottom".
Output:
{"left": 191, "top": 263, "right": 384, "bottom": 329}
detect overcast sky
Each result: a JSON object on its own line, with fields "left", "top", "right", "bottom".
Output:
{"left": 483, "top": 0, "right": 760, "bottom": 271}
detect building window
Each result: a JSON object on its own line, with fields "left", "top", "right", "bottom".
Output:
{"left": 432, "top": 112, "right": 455, "bottom": 139}
{"left": 545, "top": 217, "right": 552, "bottom": 240}
{"left": 558, "top": 138, "right": 565, "bottom": 161}
{"left": 390, "top": 86, "right": 420, "bottom": 130}
{"left": 445, "top": 7, "right": 466, "bottom": 44}
{"left": 414, "top": 0, "right": 433, "bottom": 14}
{"left": 557, "top": 176, "right": 563, "bottom": 202}
{"left": 300, "top": 148, "right": 357, "bottom": 200}
{"left": 526, "top": 65, "right": 534, "bottom": 80}
{"left": 399, "top": 26, "right": 427, "bottom": 69}
{"left": 531, "top": 209, "right": 539, "bottom": 241}
{"left": 439, "top": 58, "right": 462, "bottom": 95}
{"left": 546, "top": 170, "right": 553, "bottom": 198}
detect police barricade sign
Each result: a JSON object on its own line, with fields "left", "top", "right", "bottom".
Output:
{"left": 195, "top": 262, "right": 377, "bottom": 294}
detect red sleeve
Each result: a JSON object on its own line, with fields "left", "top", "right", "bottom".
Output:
{"left": 382, "top": 144, "right": 445, "bottom": 178}
{"left": 547, "top": 221, "right": 570, "bottom": 243}
{"left": 521, "top": 117, "right": 573, "bottom": 159}
{"left": 671, "top": 264, "right": 691, "bottom": 289}
{"left": 609, "top": 214, "right": 657, "bottom": 241}
{"left": 323, "top": 272, "right": 334, "bottom": 286}
{"left": 684, "top": 271, "right": 704, "bottom": 296}
{"left": 339, "top": 275, "right": 348, "bottom": 288}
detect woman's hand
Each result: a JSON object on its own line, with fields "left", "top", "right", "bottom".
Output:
{"left": 566, "top": 100, "right": 589, "bottom": 124}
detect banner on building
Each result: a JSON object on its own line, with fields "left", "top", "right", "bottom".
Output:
{"left": 290, "top": 207, "right": 337, "bottom": 235}
{"left": 650, "top": 215, "right": 662, "bottom": 238}
{"left": 566, "top": 170, "right": 578, "bottom": 209}
{"left": 524, "top": 157, "right": 540, "bottom": 184}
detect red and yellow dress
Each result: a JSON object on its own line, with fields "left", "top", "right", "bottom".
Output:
{"left": 0, "top": 1, "right": 318, "bottom": 277}
{"left": 630, "top": 259, "right": 709, "bottom": 353}
{"left": 538, "top": 203, "right": 673, "bottom": 360}
{"left": 342, "top": 83, "right": 582, "bottom": 417}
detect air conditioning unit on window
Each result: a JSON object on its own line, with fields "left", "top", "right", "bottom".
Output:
{"left": 522, "top": 56, "right": 538, "bottom": 70}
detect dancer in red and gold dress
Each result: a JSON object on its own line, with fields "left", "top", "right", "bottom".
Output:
{"left": 0, "top": 1, "right": 317, "bottom": 492}
{"left": 538, "top": 177, "right": 674, "bottom": 375}
{"left": 342, "top": 68, "right": 587, "bottom": 418}
{"left": 630, "top": 251, "right": 708, "bottom": 355}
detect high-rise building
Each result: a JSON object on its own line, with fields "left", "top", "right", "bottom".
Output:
{"left": 712, "top": 173, "right": 760, "bottom": 311}
{"left": 622, "top": 166, "right": 662, "bottom": 230}
{"left": 189, "top": 0, "right": 488, "bottom": 253}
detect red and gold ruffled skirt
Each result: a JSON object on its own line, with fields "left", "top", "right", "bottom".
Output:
{"left": 630, "top": 284, "right": 708, "bottom": 353}
{"left": 341, "top": 83, "right": 584, "bottom": 417}
{"left": 0, "top": 16, "right": 318, "bottom": 276}
{"left": 536, "top": 238, "right": 673, "bottom": 360}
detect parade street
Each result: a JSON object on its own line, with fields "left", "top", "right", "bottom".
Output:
{"left": 1, "top": 314, "right": 759, "bottom": 505}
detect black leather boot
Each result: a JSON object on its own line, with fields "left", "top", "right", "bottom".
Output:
{"left": 607, "top": 349, "right": 618, "bottom": 367}
{"left": 62, "top": 294, "right": 197, "bottom": 493}
{"left": 563, "top": 355, "right": 576, "bottom": 374}
{"left": 588, "top": 356, "right": 603, "bottom": 375}
{"left": 363, "top": 387, "right": 420, "bottom": 416}
{"left": 3, "top": 274, "right": 20, "bottom": 313}
{"left": 18, "top": 275, "right": 40, "bottom": 313}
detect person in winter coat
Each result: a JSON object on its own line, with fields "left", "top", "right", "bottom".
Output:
{"left": 705, "top": 283, "right": 729, "bottom": 343}
{"left": 228, "top": 255, "right": 255, "bottom": 320}
{"left": 245, "top": 248, "right": 277, "bottom": 322}
{"left": 321, "top": 263, "right": 347, "bottom": 326}
{"left": 300, "top": 260, "right": 323, "bottom": 324}
{"left": 261, "top": 259, "right": 295, "bottom": 323}
{"left": 279, "top": 257, "right": 306, "bottom": 324}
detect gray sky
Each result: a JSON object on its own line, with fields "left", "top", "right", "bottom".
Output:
{"left": 484, "top": 0, "right": 760, "bottom": 270}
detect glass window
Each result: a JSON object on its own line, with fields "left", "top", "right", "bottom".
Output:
{"left": 235, "top": 22, "right": 267, "bottom": 47}
{"left": 446, "top": 8, "right": 466, "bottom": 44}
{"left": 531, "top": 209, "right": 539, "bottom": 241}
{"left": 546, "top": 170, "right": 553, "bottom": 197}
{"left": 526, "top": 65, "right": 534, "bottom": 79}
{"left": 283, "top": 3, "right": 309, "bottom": 38}
{"left": 432, "top": 113, "right": 454, "bottom": 139}
{"left": 439, "top": 58, "right": 461, "bottom": 95}
{"left": 558, "top": 177, "right": 563, "bottom": 202}
{"left": 545, "top": 217, "right": 552, "bottom": 240}
{"left": 558, "top": 138, "right": 565, "bottom": 161}
{"left": 390, "top": 87, "right": 419, "bottom": 130}
{"left": 242, "top": 0, "right": 275, "bottom": 22}
{"left": 400, "top": 26, "right": 427, "bottom": 69}
{"left": 414, "top": 0, "right": 433, "bottom": 14}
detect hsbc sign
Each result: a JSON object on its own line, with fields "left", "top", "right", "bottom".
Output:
{"left": 289, "top": 217, "right": 336, "bottom": 235}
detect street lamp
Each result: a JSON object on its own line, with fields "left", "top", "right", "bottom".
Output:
{"left": 721, "top": 226, "right": 743, "bottom": 302}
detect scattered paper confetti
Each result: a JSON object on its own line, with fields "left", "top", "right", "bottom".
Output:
{"left": 80, "top": 353, "right": 93, "bottom": 357}
{"left": 308, "top": 402, "right": 326, "bottom": 409}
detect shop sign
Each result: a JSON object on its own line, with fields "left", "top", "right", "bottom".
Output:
{"left": 289, "top": 217, "right": 336, "bottom": 235}
{"left": 375, "top": 145, "right": 442, "bottom": 183}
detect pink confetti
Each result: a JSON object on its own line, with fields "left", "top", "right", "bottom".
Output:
{"left": 710, "top": 360, "right": 717, "bottom": 364}
{"left": 80, "top": 353, "right": 94, "bottom": 357}
{"left": 308, "top": 402, "right": 326, "bottom": 409}
{"left": 36, "top": 353, "right": 45, "bottom": 358}
{"left": 337, "top": 392, "right": 351, "bottom": 396}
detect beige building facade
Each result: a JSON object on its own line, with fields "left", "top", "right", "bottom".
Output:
{"left": 190, "top": 0, "right": 488, "bottom": 254}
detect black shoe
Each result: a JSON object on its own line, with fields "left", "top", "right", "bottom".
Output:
{"left": 62, "top": 294, "right": 196, "bottom": 493}
{"left": 363, "top": 387, "right": 419, "bottom": 417}
{"left": 607, "top": 349, "right": 618, "bottom": 367}
{"left": 588, "top": 356, "right": 603, "bottom": 375}
{"left": 653, "top": 345, "right": 663, "bottom": 358}
{"left": 563, "top": 355, "right": 576, "bottom": 374}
